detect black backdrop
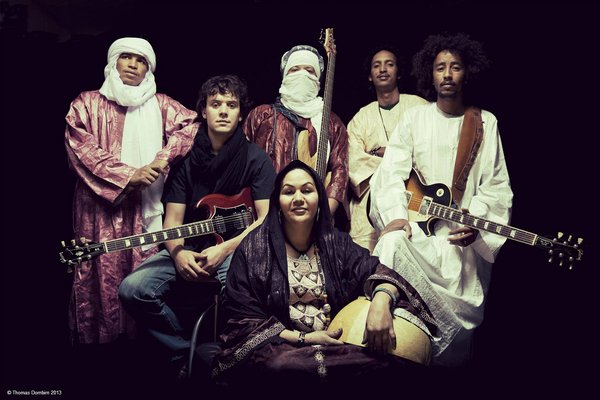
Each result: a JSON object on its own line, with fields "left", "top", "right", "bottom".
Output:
{"left": 1, "top": 1, "right": 597, "bottom": 397}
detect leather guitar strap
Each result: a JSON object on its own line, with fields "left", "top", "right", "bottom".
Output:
{"left": 452, "top": 107, "right": 484, "bottom": 204}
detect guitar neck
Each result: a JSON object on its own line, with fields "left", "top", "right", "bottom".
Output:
{"left": 103, "top": 213, "right": 248, "bottom": 253}
{"left": 316, "top": 52, "right": 335, "bottom": 180}
{"left": 423, "top": 199, "right": 541, "bottom": 247}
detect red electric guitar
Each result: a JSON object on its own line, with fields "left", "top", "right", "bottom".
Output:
{"left": 59, "top": 187, "right": 256, "bottom": 268}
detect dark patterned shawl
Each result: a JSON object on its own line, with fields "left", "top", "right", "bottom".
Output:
{"left": 212, "top": 161, "right": 437, "bottom": 379}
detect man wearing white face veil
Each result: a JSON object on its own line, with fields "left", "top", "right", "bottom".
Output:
{"left": 243, "top": 45, "right": 349, "bottom": 223}
{"left": 64, "top": 37, "right": 198, "bottom": 344}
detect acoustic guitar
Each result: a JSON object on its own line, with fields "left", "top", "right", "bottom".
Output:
{"left": 328, "top": 296, "right": 432, "bottom": 365}
{"left": 59, "top": 187, "right": 256, "bottom": 268}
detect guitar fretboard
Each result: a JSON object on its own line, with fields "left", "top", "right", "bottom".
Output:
{"left": 316, "top": 36, "right": 335, "bottom": 181}
{"left": 403, "top": 175, "right": 583, "bottom": 266}
{"left": 425, "top": 200, "right": 537, "bottom": 246}
{"left": 104, "top": 212, "right": 253, "bottom": 253}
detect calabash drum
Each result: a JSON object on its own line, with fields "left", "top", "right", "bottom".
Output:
{"left": 328, "top": 296, "right": 432, "bottom": 365}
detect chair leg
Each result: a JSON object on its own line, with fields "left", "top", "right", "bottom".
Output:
{"left": 212, "top": 293, "right": 219, "bottom": 341}
{"left": 187, "top": 302, "right": 216, "bottom": 378}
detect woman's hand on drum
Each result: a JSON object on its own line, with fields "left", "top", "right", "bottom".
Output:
{"left": 363, "top": 291, "right": 396, "bottom": 355}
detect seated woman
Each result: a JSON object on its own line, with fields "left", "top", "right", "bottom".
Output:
{"left": 210, "top": 160, "right": 438, "bottom": 386}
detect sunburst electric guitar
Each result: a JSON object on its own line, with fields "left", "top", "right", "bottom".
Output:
{"left": 297, "top": 27, "right": 336, "bottom": 186}
{"left": 59, "top": 188, "right": 256, "bottom": 269}
{"left": 405, "top": 169, "right": 583, "bottom": 269}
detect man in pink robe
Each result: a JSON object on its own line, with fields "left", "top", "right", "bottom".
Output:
{"left": 64, "top": 37, "right": 198, "bottom": 344}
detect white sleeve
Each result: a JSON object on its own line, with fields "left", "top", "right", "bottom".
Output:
{"left": 369, "top": 111, "right": 414, "bottom": 230}
{"left": 468, "top": 116, "right": 514, "bottom": 262}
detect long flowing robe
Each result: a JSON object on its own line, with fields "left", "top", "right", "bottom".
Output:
{"left": 347, "top": 94, "right": 428, "bottom": 252}
{"left": 64, "top": 90, "right": 198, "bottom": 344}
{"left": 212, "top": 218, "right": 438, "bottom": 383}
{"left": 370, "top": 103, "right": 513, "bottom": 365}
{"left": 243, "top": 104, "right": 349, "bottom": 207}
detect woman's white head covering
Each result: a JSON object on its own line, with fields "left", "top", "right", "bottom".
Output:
{"left": 100, "top": 37, "right": 165, "bottom": 238}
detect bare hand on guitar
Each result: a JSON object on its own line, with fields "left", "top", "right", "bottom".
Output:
{"left": 171, "top": 247, "right": 211, "bottom": 281}
{"left": 380, "top": 218, "right": 412, "bottom": 239}
{"left": 197, "top": 244, "right": 230, "bottom": 277}
{"left": 448, "top": 209, "right": 479, "bottom": 247}
{"left": 449, "top": 226, "right": 478, "bottom": 247}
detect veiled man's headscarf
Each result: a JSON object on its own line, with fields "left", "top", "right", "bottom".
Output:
{"left": 278, "top": 45, "right": 328, "bottom": 156}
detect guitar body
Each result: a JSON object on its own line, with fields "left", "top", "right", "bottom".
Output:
{"left": 297, "top": 129, "right": 332, "bottom": 187}
{"left": 194, "top": 187, "right": 256, "bottom": 244}
{"left": 328, "top": 296, "right": 432, "bottom": 365}
{"left": 405, "top": 170, "right": 453, "bottom": 236}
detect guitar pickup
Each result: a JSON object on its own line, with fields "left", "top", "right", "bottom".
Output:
{"left": 419, "top": 197, "right": 433, "bottom": 216}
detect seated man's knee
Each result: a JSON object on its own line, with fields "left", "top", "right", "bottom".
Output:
{"left": 118, "top": 270, "right": 149, "bottom": 307}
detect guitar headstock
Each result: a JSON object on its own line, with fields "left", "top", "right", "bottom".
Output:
{"left": 59, "top": 238, "right": 105, "bottom": 272}
{"left": 546, "top": 232, "right": 583, "bottom": 270}
{"left": 319, "top": 27, "right": 336, "bottom": 57}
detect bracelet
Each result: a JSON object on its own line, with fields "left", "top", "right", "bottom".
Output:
{"left": 369, "top": 146, "right": 381, "bottom": 156}
{"left": 372, "top": 287, "right": 397, "bottom": 310}
{"left": 298, "top": 331, "right": 306, "bottom": 344}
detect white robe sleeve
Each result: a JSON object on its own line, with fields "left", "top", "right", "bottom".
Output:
{"left": 369, "top": 111, "right": 414, "bottom": 230}
{"left": 465, "top": 115, "right": 513, "bottom": 263}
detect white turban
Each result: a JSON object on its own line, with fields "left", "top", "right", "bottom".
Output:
{"left": 280, "top": 45, "right": 324, "bottom": 79}
{"left": 105, "top": 37, "right": 157, "bottom": 74}
{"left": 99, "top": 37, "right": 157, "bottom": 107}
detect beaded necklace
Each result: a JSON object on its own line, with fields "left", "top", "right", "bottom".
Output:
{"left": 286, "top": 240, "right": 313, "bottom": 262}
{"left": 313, "top": 245, "right": 331, "bottom": 326}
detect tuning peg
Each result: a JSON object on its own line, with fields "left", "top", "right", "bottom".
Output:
{"left": 558, "top": 253, "right": 564, "bottom": 268}
{"left": 61, "top": 240, "right": 66, "bottom": 248}
{"left": 71, "top": 239, "right": 77, "bottom": 247}
{"left": 577, "top": 238, "right": 583, "bottom": 246}
{"left": 557, "top": 232, "right": 564, "bottom": 239}
{"left": 566, "top": 234, "right": 573, "bottom": 243}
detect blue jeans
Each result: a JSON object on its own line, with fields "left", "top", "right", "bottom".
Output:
{"left": 119, "top": 249, "right": 232, "bottom": 362}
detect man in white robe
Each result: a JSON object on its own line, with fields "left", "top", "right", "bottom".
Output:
{"left": 370, "top": 33, "right": 513, "bottom": 366}
{"left": 348, "top": 45, "right": 427, "bottom": 252}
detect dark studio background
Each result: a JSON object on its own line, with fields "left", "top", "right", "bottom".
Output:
{"left": 1, "top": 0, "right": 597, "bottom": 398}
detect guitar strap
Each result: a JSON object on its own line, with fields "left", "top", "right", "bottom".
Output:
{"left": 452, "top": 107, "right": 484, "bottom": 204}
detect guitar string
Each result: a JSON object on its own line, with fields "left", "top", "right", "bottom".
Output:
{"left": 407, "top": 192, "right": 538, "bottom": 243}
{"left": 105, "top": 213, "right": 254, "bottom": 250}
